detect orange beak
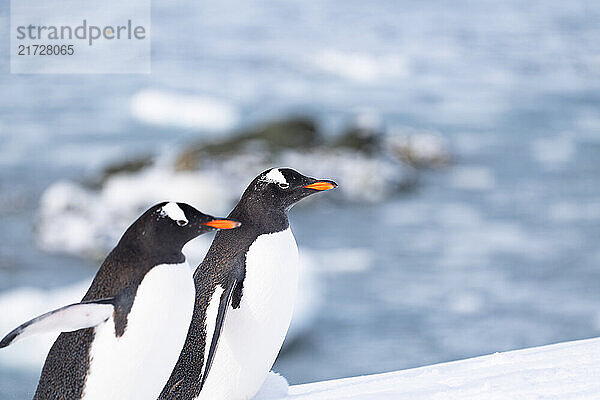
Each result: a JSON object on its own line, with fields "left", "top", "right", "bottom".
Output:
{"left": 303, "top": 181, "right": 338, "bottom": 191}
{"left": 203, "top": 219, "right": 241, "bottom": 229}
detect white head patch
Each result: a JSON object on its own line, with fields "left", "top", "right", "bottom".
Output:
{"left": 264, "top": 168, "right": 287, "bottom": 185}
{"left": 160, "top": 202, "right": 188, "bottom": 224}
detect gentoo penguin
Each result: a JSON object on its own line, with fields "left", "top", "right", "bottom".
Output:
{"left": 159, "top": 168, "right": 337, "bottom": 400}
{"left": 0, "top": 202, "right": 240, "bottom": 400}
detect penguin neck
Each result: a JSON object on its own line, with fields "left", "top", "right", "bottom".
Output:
{"left": 229, "top": 199, "right": 289, "bottom": 234}
{"left": 115, "top": 236, "right": 185, "bottom": 266}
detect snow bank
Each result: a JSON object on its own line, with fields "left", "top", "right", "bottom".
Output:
{"left": 280, "top": 337, "right": 600, "bottom": 399}
{"left": 255, "top": 372, "right": 291, "bottom": 400}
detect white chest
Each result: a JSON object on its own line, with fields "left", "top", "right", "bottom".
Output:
{"left": 198, "top": 228, "right": 299, "bottom": 400}
{"left": 82, "top": 262, "right": 195, "bottom": 400}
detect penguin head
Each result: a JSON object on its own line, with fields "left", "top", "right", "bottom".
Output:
{"left": 122, "top": 202, "right": 241, "bottom": 253}
{"left": 242, "top": 168, "right": 338, "bottom": 211}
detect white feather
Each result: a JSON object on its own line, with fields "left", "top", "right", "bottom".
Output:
{"left": 200, "top": 285, "right": 224, "bottom": 377}
{"left": 264, "top": 169, "right": 287, "bottom": 185}
{"left": 1, "top": 302, "right": 113, "bottom": 347}
{"left": 160, "top": 202, "right": 188, "bottom": 223}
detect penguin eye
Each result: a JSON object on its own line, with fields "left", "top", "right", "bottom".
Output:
{"left": 278, "top": 182, "right": 290, "bottom": 189}
{"left": 177, "top": 220, "right": 188, "bottom": 226}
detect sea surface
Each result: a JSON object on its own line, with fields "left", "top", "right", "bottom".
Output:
{"left": 1, "top": 1, "right": 600, "bottom": 398}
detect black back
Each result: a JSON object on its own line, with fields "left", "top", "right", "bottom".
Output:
{"left": 33, "top": 202, "right": 220, "bottom": 400}
{"left": 159, "top": 168, "right": 337, "bottom": 399}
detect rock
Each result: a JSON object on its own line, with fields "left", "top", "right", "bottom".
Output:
{"left": 175, "top": 116, "right": 320, "bottom": 171}
{"left": 93, "top": 155, "right": 155, "bottom": 187}
{"left": 332, "top": 125, "right": 382, "bottom": 154}
{"left": 386, "top": 129, "right": 451, "bottom": 167}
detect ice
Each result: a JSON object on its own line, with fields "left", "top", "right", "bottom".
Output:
{"left": 130, "top": 89, "right": 238, "bottom": 131}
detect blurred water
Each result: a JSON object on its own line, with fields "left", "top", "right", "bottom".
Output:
{"left": 1, "top": 0, "right": 600, "bottom": 398}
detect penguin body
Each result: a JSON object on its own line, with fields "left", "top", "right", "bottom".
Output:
{"left": 80, "top": 261, "right": 194, "bottom": 400}
{"left": 198, "top": 228, "right": 299, "bottom": 400}
{"left": 160, "top": 168, "right": 337, "bottom": 400}
{"left": 1, "top": 202, "right": 240, "bottom": 400}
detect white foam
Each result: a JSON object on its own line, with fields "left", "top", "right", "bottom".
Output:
{"left": 449, "top": 166, "right": 496, "bottom": 191}
{"left": 549, "top": 201, "right": 600, "bottom": 222}
{"left": 531, "top": 136, "right": 576, "bottom": 166}
{"left": 160, "top": 202, "right": 188, "bottom": 224}
{"left": 37, "top": 168, "right": 232, "bottom": 256}
{"left": 130, "top": 89, "right": 238, "bottom": 131}
{"left": 305, "top": 248, "right": 373, "bottom": 274}
{"left": 313, "top": 50, "right": 409, "bottom": 83}
{"left": 387, "top": 128, "right": 451, "bottom": 166}
{"left": 264, "top": 168, "right": 287, "bottom": 185}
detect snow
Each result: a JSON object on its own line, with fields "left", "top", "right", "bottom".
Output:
{"left": 130, "top": 89, "right": 238, "bottom": 131}
{"left": 255, "top": 372, "right": 290, "bottom": 400}
{"left": 275, "top": 337, "right": 600, "bottom": 399}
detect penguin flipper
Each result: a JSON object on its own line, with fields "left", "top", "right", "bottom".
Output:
{"left": 0, "top": 298, "right": 115, "bottom": 348}
{"left": 199, "top": 280, "right": 237, "bottom": 391}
